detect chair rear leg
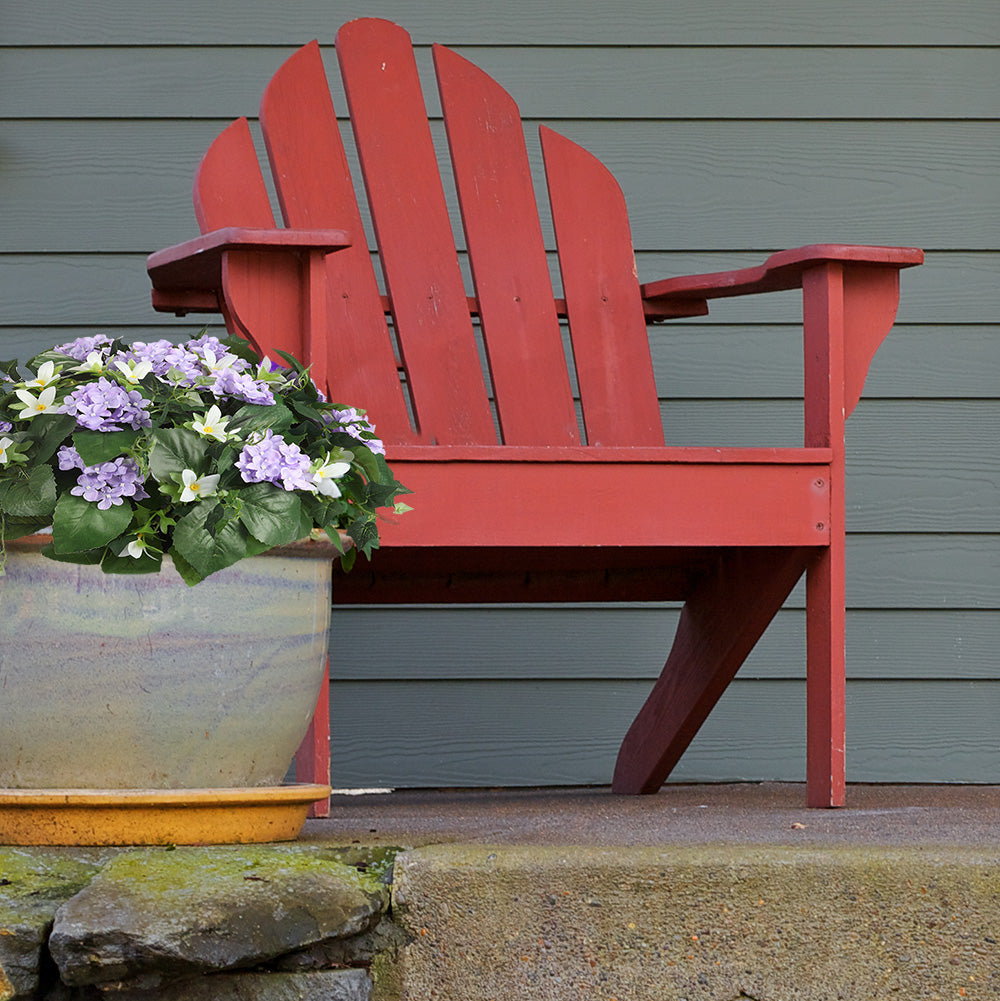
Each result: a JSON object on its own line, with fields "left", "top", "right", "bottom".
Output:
{"left": 612, "top": 547, "right": 812, "bottom": 796}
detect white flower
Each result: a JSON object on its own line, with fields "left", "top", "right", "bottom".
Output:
{"left": 0, "top": 437, "right": 14, "bottom": 465}
{"left": 73, "top": 351, "right": 106, "bottom": 374}
{"left": 311, "top": 455, "right": 351, "bottom": 497}
{"left": 14, "top": 385, "right": 60, "bottom": 417}
{"left": 202, "top": 348, "right": 239, "bottom": 374}
{"left": 113, "top": 358, "right": 153, "bottom": 384}
{"left": 178, "top": 469, "right": 220, "bottom": 503}
{"left": 23, "top": 360, "right": 60, "bottom": 390}
{"left": 190, "top": 405, "right": 233, "bottom": 442}
{"left": 126, "top": 537, "right": 149, "bottom": 559}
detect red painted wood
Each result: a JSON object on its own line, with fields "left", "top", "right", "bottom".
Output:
{"left": 641, "top": 244, "right": 923, "bottom": 304}
{"left": 435, "top": 44, "right": 578, "bottom": 446}
{"left": 260, "top": 41, "right": 416, "bottom": 439}
{"left": 144, "top": 19, "right": 923, "bottom": 807}
{"left": 146, "top": 227, "right": 351, "bottom": 294}
{"left": 611, "top": 547, "right": 813, "bottom": 794}
{"left": 296, "top": 656, "right": 331, "bottom": 818}
{"left": 194, "top": 118, "right": 275, "bottom": 232}
{"left": 541, "top": 126, "right": 664, "bottom": 446}
{"left": 802, "top": 263, "right": 849, "bottom": 808}
{"left": 372, "top": 456, "right": 830, "bottom": 549}
{"left": 840, "top": 265, "right": 905, "bottom": 416}
{"left": 335, "top": 19, "right": 495, "bottom": 444}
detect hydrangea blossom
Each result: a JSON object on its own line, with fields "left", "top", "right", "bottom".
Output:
{"left": 54, "top": 334, "right": 114, "bottom": 362}
{"left": 62, "top": 377, "right": 152, "bottom": 432}
{"left": 329, "top": 407, "right": 386, "bottom": 456}
{"left": 121, "top": 340, "right": 202, "bottom": 385}
{"left": 210, "top": 368, "right": 275, "bottom": 405}
{"left": 57, "top": 445, "right": 85, "bottom": 471}
{"left": 0, "top": 332, "right": 407, "bottom": 583}
{"left": 68, "top": 455, "right": 149, "bottom": 511}
{"left": 236, "top": 429, "right": 315, "bottom": 492}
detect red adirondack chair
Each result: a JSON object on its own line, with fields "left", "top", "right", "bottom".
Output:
{"left": 147, "top": 17, "right": 922, "bottom": 810}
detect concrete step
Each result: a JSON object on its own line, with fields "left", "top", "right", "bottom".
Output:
{"left": 306, "top": 783, "right": 1000, "bottom": 1000}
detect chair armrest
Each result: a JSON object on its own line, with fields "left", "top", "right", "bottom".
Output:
{"left": 641, "top": 244, "right": 923, "bottom": 304}
{"left": 643, "top": 244, "right": 924, "bottom": 425}
{"left": 147, "top": 226, "right": 351, "bottom": 315}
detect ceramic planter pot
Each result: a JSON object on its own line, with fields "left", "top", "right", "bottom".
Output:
{"left": 0, "top": 537, "right": 333, "bottom": 790}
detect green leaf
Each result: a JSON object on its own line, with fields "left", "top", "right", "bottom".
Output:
{"left": 1, "top": 514, "right": 52, "bottom": 540}
{"left": 273, "top": 348, "right": 311, "bottom": 377}
{"left": 295, "top": 502, "right": 314, "bottom": 542}
{"left": 229, "top": 401, "right": 293, "bottom": 437}
{"left": 148, "top": 427, "right": 209, "bottom": 483}
{"left": 40, "top": 542, "right": 103, "bottom": 565}
{"left": 51, "top": 493, "right": 133, "bottom": 553}
{"left": 100, "top": 548, "right": 164, "bottom": 576}
{"left": 73, "top": 429, "right": 141, "bottom": 466}
{"left": 338, "top": 545, "right": 357, "bottom": 573}
{"left": 220, "top": 335, "right": 260, "bottom": 366}
{"left": 237, "top": 482, "right": 303, "bottom": 547}
{"left": 346, "top": 515, "right": 380, "bottom": 559}
{"left": 0, "top": 465, "right": 57, "bottom": 518}
{"left": 19, "top": 413, "right": 76, "bottom": 465}
{"left": 166, "top": 547, "right": 204, "bottom": 587}
{"left": 172, "top": 502, "right": 252, "bottom": 578}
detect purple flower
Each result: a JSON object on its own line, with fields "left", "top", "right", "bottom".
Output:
{"left": 57, "top": 445, "right": 84, "bottom": 471}
{"left": 117, "top": 341, "right": 200, "bottom": 385}
{"left": 210, "top": 368, "right": 275, "bottom": 405}
{"left": 69, "top": 456, "right": 149, "bottom": 510}
{"left": 186, "top": 333, "right": 233, "bottom": 360}
{"left": 0, "top": 420, "right": 11, "bottom": 433}
{"left": 54, "top": 334, "right": 114, "bottom": 362}
{"left": 62, "top": 377, "right": 152, "bottom": 432}
{"left": 330, "top": 408, "right": 385, "bottom": 455}
{"left": 236, "top": 429, "right": 314, "bottom": 491}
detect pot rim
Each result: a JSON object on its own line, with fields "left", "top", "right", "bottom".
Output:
{"left": 4, "top": 530, "right": 348, "bottom": 560}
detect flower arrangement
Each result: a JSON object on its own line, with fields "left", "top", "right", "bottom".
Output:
{"left": 0, "top": 331, "right": 408, "bottom": 584}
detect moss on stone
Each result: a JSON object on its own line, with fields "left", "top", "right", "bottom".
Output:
{"left": 0, "top": 847, "right": 111, "bottom": 925}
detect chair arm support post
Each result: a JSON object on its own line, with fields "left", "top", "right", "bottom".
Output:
{"left": 801, "top": 261, "right": 851, "bottom": 807}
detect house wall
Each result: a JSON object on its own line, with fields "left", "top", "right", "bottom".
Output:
{"left": 3, "top": 0, "right": 998, "bottom": 787}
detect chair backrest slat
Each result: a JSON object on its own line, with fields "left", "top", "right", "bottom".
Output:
{"left": 434, "top": 44, "right": 579, "bottom": 446}
{"left": 335, "top": 18, "right": 496, "bottom": 445}
{"left": 259, "top": 41, "right": 416, "bottom": 442}
{"left": 541, "top": 126, "right": 664, "bottom": 447}
{"left": 194, "top": 118, "right": 318, "bottom": 366}
{"left": 194, "top": 117, "right": 275, "bottom": 233}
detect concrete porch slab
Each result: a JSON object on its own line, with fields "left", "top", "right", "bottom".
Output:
{"left": 303, "top": 784, "right": 1000, "bottom": 1001}
{"left": 305, "top": 782, "right": 1000, "bottom": 849}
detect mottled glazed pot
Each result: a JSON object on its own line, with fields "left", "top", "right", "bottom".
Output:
{"left": 0, "top": 538, "right": 333, "bottom": 789}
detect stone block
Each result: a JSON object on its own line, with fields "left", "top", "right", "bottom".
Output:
{"left": 48, "top": 845, "right": 387, "bottom": 990}
{"left": 0, "top": 848, "right": 108, "bottom": 999}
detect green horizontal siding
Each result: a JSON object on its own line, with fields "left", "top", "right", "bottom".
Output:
{"left": 6, "top": 0, "right": 998, "bottom": 45}
{"left": 0, "top": 253, "right": 990, "bottom": 325}
{"left": 4, "top": 47, "right": 997, "bottom": 120}
{"left": 2, "top": 1, "right": 997, "bottom": 788}
{"left": 3, "top": 120, "right": 995, "bottom": 251}
{"left": 329, "top": 680, "right": 999, "bottom": 787}
{"left": 329, "top": 608, "right": 1000, "bottom": 681}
